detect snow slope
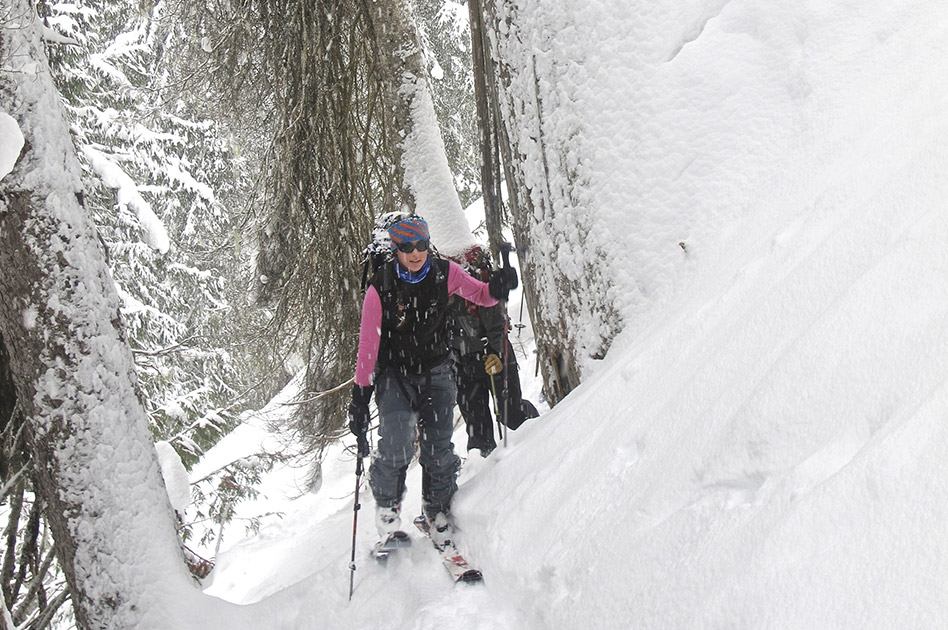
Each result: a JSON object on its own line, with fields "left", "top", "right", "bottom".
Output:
{"left": 169, "top": 1, "right": 948, "bottom": 628}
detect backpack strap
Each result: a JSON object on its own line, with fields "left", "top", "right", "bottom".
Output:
{"left": 360, "top": 257, "right": 371, "bottom": 294}
{"left": 369, "top": 259, "right": 396, "bottom": 297}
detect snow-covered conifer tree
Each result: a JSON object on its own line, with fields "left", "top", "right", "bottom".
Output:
{"left": 42, "top": 0, "right": 253, "bottom": 464}
{"left": 0, "top": 4, "right": 193, "bottom": 626}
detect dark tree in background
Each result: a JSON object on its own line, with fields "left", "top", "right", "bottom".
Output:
{"left": 163, "top": 0, "right": 403, "bottom": 485}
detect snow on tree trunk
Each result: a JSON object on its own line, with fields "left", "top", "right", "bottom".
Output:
{"left": 365, "top": 0, "right": 473, "bottom": 257}
{"left": 0, "top": 6, "right": 191, "bottom": 628}
{"left": 467, "top": 0, "right": 506, "bottom": 261}
{"left": 480, "top": 0, "right": 622, "bottom": 404}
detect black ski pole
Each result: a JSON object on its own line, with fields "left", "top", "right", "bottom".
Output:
{"left": 348, "top": 451, "right": 364, "bottom": 600}
{"left": 489, "top": 370, "right": 504, "bottom": 443}
{"left": 498, "top": 242, "right": 515, "bottom": 449}
{"left": 502, "top": 336, "right": 510, "bottom": 449}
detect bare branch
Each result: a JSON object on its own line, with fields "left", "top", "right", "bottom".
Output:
{"left": 281, "top": 377, "right": 353, "bottom": 405}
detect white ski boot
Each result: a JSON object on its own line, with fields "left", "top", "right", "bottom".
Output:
{"left": 375, "top": 504, "right": 402, "bottom": 539}
{"left": 372, "top": 504, "right": 411, "bottom": 562}
{"left": 428, "top": 512, "right": 455, "bottom": 548}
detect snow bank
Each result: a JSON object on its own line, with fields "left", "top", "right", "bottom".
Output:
{"left": 454, "top": 1, "right": 948, "bottom": 628}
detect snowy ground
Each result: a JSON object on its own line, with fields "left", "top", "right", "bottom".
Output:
{"left": 163, "top": 1, "right": 948, "bottom": 628}
{"left": 191, "top": 191, "right": 947, "bottom": 629}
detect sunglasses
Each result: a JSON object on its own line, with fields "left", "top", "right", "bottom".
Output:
{"left": 396, "top": 240, "right": 430, "bottom": 253}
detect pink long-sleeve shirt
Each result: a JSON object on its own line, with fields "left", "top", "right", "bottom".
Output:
{"left": 354, "top": 260, "right": 498, "bottom": 386}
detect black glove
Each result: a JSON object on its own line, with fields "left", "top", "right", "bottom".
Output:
{"left": 488, "top": 265, "right": 518, "bottom": 301}
{"left": 504, "top": 265, "right": 519, "bottom": 291}
{"left": 348, "top": 384, "right": 373, "bottom": 457}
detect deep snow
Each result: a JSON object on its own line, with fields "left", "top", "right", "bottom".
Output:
{"left": 169, "top": 1, "right": 948, "bottom": 628}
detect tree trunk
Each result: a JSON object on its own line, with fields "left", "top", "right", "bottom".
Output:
{"left": 0, "top": 332, "right": 19, "bottom": 483}
{"left": 468, "top": 0, "right": 505, "bottom": 260}
{"left": 0, "top": 6, "right": 189, "bottom": 628}
{"left": 363, "top": 0, "right": 473, "bottom": 256}
{"left": 479, "top": 0, "right": 622, "bottom": 405}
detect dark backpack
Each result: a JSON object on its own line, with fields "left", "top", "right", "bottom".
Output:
{"left": 364, "top": 232, "right": 451, "bottom": 373}
{"left": 359, "top": 210, "right": 405, "bottom": 295}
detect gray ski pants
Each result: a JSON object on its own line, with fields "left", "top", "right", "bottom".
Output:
{"left": 369, "top": 360, "right": 461, "bottom": 518}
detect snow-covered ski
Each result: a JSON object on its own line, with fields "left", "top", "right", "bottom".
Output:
{"left": 370, "top": 530, "right": 411, "bottom": 563}
{"left": 413, "top": 515, "right": 484, "bottom": 584}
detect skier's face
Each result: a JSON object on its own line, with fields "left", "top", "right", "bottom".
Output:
{"left": 396, "top": 240, "right": 429, "bottom": 272}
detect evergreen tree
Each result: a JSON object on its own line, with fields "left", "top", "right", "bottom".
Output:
{"left": 163, "top": 0, "right": 476, "bottom": 488}
{"left": 43, "top": 0, "right": 254, "bottom": 464}
{"left": 1, "top": 4, "right": 192, "bottom": 626}
{"left": 1, "top": 8, "right": 285, "bottom": 623}
{"left": 162, "top": 0, "right": 392, "bottom": 486}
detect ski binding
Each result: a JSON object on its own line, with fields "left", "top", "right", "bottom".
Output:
{"left": 413, "top": 515, "right": 484, "bottom": 584}
{"left": 370, "top": 530, "right": 411, "bottom": 563}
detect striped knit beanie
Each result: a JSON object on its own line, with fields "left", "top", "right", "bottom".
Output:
{"left": 388, "top": 216, "right": 430, "bottom": 247}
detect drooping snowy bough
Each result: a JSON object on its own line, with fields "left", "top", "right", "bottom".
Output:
{"left": 365, "top": 0, "right": 474, "bottom": 257}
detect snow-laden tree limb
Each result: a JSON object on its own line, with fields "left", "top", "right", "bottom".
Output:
{"left": 366, "top": 0, "right": 474, "bottom": 256}
{"left": 36, "top": 15, "right": 79, "bottom": 47}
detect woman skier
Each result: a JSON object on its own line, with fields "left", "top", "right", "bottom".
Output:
{"left": 347, "top": 215, "right": 516, "bottom": 547}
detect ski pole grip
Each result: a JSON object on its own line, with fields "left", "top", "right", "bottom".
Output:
{"left": 499, "top": 242, "right": 512, "bottom": 269}
{"left": 498, "top": 242, "right": 518, "bottom": 292}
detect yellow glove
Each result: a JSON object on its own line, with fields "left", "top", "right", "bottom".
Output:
{"left": 484, "top": 354, "right": 503, "bottom": 376}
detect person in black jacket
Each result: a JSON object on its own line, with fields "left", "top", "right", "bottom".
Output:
{"left": 449, "top": 245, "right": 539, "bottom": 457}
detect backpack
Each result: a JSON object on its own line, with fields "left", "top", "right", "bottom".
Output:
{"left": 359, "top": 211, "right": 451, "bottom": 373}
{"left": 360, "top": 211, "right": 404, "bottom": 295}
{"left": 446, "top": 243, "right": 493, "bottom": 318}
{"left": 456, "top": 243, "right": 493, "bottom": 282}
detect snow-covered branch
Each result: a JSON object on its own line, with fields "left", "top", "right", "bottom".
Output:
{"left": 81, "top": 145, "right": 171, "bottom": 253}
{"left": 0, "top": 464, "right": 27, "bottom": 502}
{"left": 130, "top": 335, "right": 201, "bottom": 358}
{"left": 36, "top": 15, "right": 79, "bottom": 47}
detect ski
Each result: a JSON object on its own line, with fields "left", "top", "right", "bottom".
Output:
{"left": 370, "top": 530, "right": 411, "bottom": 563}
{"left": 413, "top": 515, "right": 484, "bottom": 584}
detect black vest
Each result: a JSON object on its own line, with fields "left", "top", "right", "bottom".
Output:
{"left": 371, "top": 258, "right": 451, "bottom": 374}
